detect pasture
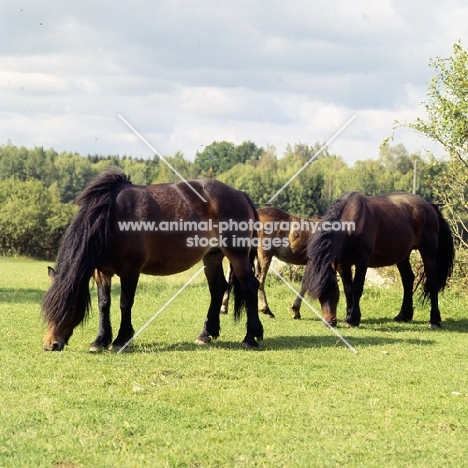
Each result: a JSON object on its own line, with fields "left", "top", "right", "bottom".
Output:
{"left": 1, "top": 257, "right": 468, "bottom": 467}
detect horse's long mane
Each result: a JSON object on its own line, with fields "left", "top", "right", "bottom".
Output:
{"left": 42, "top": 166, "right": 131, "bottom": 326}
{"left": 304, "top": 193, "right": 355, "bottom": 299}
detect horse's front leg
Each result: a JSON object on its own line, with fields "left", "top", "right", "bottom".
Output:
{"left": 90, "top": 271, "right": 113, "bottom": 352}
{"left": 343, "top": 264, "right": 367, "bottom": 327}
{"left": 111, "top": 274, "right": 139, "bottom": 351}
{"left": 338, "top": 264, "right": 354, "bottom": 322}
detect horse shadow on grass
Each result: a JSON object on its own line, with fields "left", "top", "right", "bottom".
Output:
{"left": 124, "top": 333, "right": 436, "bottom": 354}
{"left": 300, "top": 315, "right": 468, "bottom": 333}
{"left": 0, "top": 288, "right": 45, "bottom": 304}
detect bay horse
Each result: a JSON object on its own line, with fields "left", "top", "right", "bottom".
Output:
{"left": 42, "top": 166, "right": 263, "bottom": 351}
{"left": 303, "top": 191, "right": 455, "bottom": 328}
{"left": 221, "top": 207, "right": 320, "bottom": 319}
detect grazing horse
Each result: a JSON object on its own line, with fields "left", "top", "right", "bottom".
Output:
{"left": 221, "top": 207, "right": 320, "bottom": 319}
{"left": 304, "top": 191, "right": 455, "bottom": 328}
{"left": 42, "top": 166, "right": 263, "bottom": 351}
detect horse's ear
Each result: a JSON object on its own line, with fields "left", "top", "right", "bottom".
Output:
{"left": 47, "top": 266, "right": 56, "bottom": 280}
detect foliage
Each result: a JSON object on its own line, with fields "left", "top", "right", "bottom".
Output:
{"left": 194, "top": 140, "right": 263, "bottom": 177}
{"left": 0, "top": 178, "right": 76, "bottom": 258}
{"left": 0, "top": 138, "right": 441, "bottom": 259}
{"left": 401, "top": 42, "right": 468, "bottom": 245}
{"left": 218, "top": 143, "right": 325, "bottom": 217}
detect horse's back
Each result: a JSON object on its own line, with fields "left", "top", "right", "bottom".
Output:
{"left": 363, "top": 192, "right": 438, "bottom": 266}
{"left": 257, "top": 207, "right": 310, "bottom": 264}
{"left": 105, "top": 178, "right": 257, "bottom": 276}
{"left": 332, "top": 191, "right": 439, "bottom": 267}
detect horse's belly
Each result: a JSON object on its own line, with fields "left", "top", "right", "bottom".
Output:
{"left": 141, "top": 247, "right": 208, "bottom": 276}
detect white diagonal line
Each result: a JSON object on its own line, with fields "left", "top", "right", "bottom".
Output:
{"left": 268, "top": 115, "right": 357, "bottom": 203}
{"left": 116, "top": 265, "right": 206, "bottom": 354}
{"left": 269, "top": 266, "right": 357, "bottom": 353}
{"left": 118, "top": 114, "right": 207, "bottom": 203}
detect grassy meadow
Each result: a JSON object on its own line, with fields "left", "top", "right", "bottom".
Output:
{"left": 1, "top": 257, "right": 468, "bottom": 467}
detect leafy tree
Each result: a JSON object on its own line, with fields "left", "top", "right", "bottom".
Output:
{"left": 195, "top": 141, "right": 263, "bottom": 177}
{"left": 54, "top": 153, "right": 97, "bottom": 203}
{"left": 400, "top": 42, "right": 468, "bottom": 245}
{"left": 151, "top": 151, "right": 199, "bottom": 183}
{"left": 0, "top": 178, "right": 75, "bottom": 258}
{"left": 219, "top": 142, "right": 325, "bottom": 217}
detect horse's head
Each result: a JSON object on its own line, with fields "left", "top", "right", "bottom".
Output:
{"left": 304, "top": 257, "right": 339, "bottom": 327}
{"left": 317, "top": 265, "right": 339, "bottom": 327}
{"left": 42, "top": 266, "right": 84, "bottom": 351}
{"left": 43, "top": 321, "right": 75, "bottom": 351}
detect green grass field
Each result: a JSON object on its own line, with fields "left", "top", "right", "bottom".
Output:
{"left": 1, "top": 257, "right": 468, "bottom": 467}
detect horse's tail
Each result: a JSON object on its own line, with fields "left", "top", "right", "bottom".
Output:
{"left": 42, "top": 166, "right": 131, "bottom": 327}
{"left": 233, "top": 192, "right": 259, "bottom": 321}
{"left": 427, "top": 204, "right": 455, "bottom": 295}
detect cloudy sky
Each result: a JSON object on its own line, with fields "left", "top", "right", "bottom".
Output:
{"left": 2, "top": 1, "right": 468, "bottom": 163}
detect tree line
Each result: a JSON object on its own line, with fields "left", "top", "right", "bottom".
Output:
{"left": 0, "top": 139, "right": 438, "bottom": 258}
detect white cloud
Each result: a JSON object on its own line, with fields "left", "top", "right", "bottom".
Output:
{"left": 1, "top": 0, "right": 468, "bottom": 163}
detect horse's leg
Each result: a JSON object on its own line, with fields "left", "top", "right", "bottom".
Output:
{"left": 257, "top": 252, "right": 275, "bottom": 318}
{"left": 89, "top": 271, "right": 113, "bottom": 352}
{"left": 343, "top": 264, "right": 367, "bottom": 327}
{"left": 111, "top": 273, "right": 139, "bottom": 351}
{"left": 338, "top": 264, "right": 354, "bottom": 322}
{"left": 197, "top": 250, "right": 227, "bottom": 344}
{"left": 229, "top": 254, "right": 263, "bottom": 349}
{"left": 394, "top": 256, "right": 415, "bottom": 323}
{"left": 220, "top": 264, "right": 233, "bottom": 315}
{"left": 419, "top": 250, "right": 442, "bottom": 328}
{"left": 290, "top": 279, "right": 305, "bottom": 319}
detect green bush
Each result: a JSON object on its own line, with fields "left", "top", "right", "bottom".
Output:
{"left": 0, "top": 178, "right": 76, "bottom": 258}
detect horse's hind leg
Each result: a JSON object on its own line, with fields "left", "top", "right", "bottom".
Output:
{"left": 290, "top": 280, "right": 306, "bottom": 319}
{"left": 229, "top": 254, "right": 263, "bottom": 349}
{"left": 394, "top": 256, "right": 415, "bottom": 323}
{"left": 197, "top": 250, "right": 228, "bottom": 344}
{"left": 257, "top": 253, "right": 275, "bottom": 318}
{"left": 90, "top": 271, "right": 113, "bottom": 352}
{"left": 419, "top": 250, "right": 442, "bottom": 328}
{"left": 111, "top": 273, "right": 139, "bottom": 351}
{"left": 220, "top": 264, "right": 233, "bottom": 315}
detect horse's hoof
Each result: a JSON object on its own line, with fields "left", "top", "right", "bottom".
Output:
{"left": 324, "top": 319, "right": 338, "bottom": 327}
{"left": 428, "top": 322, "right": 441, "bottom": 329}
{"left": 242, "top": 340, "right": 259, "bottom": 350}
{"left": 195, "top": 336, "right": 211, "bottom": 345}
{"left": 261, "top": 310, "right": 275, "bottom": 319}
{"left": 394, "top": 314, "right": 412, "bottom": 323}
{"left": 292, "top": 315, "right": 301, "bottom": 320}
{"left": 89, "top": 345, "right": 105, "bottom": 353}
{"left": 343, "top": 319, "right": 359, "bottom": 328}
{"left": 109, "top": 343, "right": 131, "bottom": 353}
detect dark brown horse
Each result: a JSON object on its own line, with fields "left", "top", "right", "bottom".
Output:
{"left": 304, "top": 191, "right": 455, "bottom": 328}
{"left": 42, "top": 166, "right": 263, "bottom": 351}
{"left": 221, "top": 207, "right": 320, "bottom": 319}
